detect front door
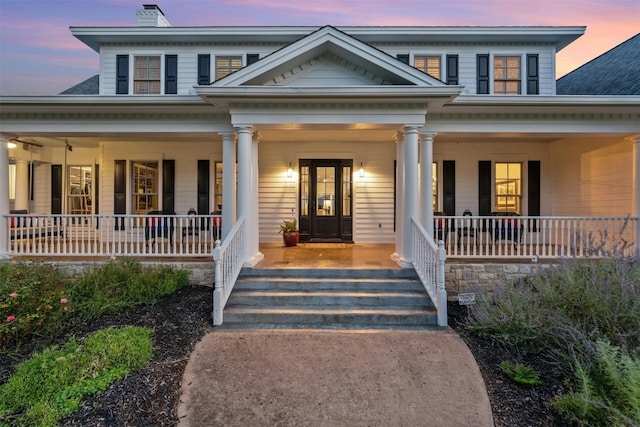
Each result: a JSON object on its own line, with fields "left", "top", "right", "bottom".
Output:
{"left": 299, "top": 159, "right": 353, "bottom": 242}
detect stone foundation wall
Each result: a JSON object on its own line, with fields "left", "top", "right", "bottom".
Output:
{"left": 445, "top": 262, "right": 555, "bottom": 299}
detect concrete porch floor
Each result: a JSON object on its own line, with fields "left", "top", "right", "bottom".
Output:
{"left": 256, "top": 243, "right": 399, "bottom": 269}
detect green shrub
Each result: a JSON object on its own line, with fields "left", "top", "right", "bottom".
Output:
{"left": 499, "top": 361, "right": 542, "bottom": 386}
{"left": 552, "top": 340, "right": 640, "bottom": 427}
{"left": 0, "top": 326, "right": 153, "bottom": 426}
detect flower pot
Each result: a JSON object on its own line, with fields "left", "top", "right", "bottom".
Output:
{"left": 282, "top": 230, "right": 300, "bottom": 247}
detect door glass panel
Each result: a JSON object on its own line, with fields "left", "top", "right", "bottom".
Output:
{"left": 300, "top": 166, "right": 309, "bottom": 216}
{"left": 342, "top": 166, "right": 351, "bottom": 216}
{"left": 316, "top": 166, "right": 335, "bottom": 217}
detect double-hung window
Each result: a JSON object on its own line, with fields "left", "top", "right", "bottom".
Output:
{"left": 494, "top": 56, "right": 521, "bottom": 95}
{"left": 132, "top": 161, "right": 159, "bottom": 214}
{"left": 414, "top": 55, "right": 441, "bottom": 79}
{"left": 215, "top": 56, "right": 242, "bottom": 80}
{"left": 134, "top": 56, "right": 161, "bottom": 94}
{"left": 495, "top": 162, "right": 522, "bottom": 213}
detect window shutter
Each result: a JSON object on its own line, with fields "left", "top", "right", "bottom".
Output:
{"left": 396, "top": 54, "right": 410, "bottom": 64}
{"left": 51, "top": 165, "right": 62, "bottom": 215}
{"left": 478, "top": 161, "right": 492, "bottom": 216}
{"left": 197, "top": 54, "right": 211, "bottom": 85}
{"left": 477, "top": 54, "right": 490, "bottom": 94}
{"left": 246, "top": 53, "right": 259, "bottom": 65}
{"left": 162, "top": 159, "right": 175, "bottom": 214}
{"left": 114, "top": 160, "right": 126, "bottom": 230}
{"left": 165, "top": 55, "right": 178, "bottom": 94}
{"left": 527, "top": 54, "right": 539, "bottom": 95}
{"left": 197, "top": 160, "right": 210, "bottom": 215}
{"left": 94, "top": 164, "right": 99, "bottom": 216}
{"left": 446, "top": 54, "right": 459, "bottom": 85}
{"left": 443, "top": 161, "right": 456, "bottom": 216}
{"left": 116, "top": 55, "right": 129, "bottom": 95}
{"left": 528, "top": 161, "right": 541, "bottom": 216}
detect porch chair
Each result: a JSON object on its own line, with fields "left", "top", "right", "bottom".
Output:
{"left": 433, "top": 211, "right": 448, "bottom": 243}
{"left": 145, "top": 210, "right": 175, "bottom": 246}
{"left": 211, "top": 211, "right": 222, "bottom": 241}
{"left": 491, "top": 211, "right": 523, "bottom": 245}
{"left": 181, "top": 208, "right": 199, "bottom": 243}
{"left": 457, "top": 209, "right": 476, "bottom": 248}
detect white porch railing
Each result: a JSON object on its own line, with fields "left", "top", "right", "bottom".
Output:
{"left": 412, "top": 218, "right": 447, "bottom": 327}
{"left": 4, "top": 213, "right": 222, "bottom": 257}
{"left": 434, "top": 215, "right": 638, "bottom": 259}
{"left": 213, "top": 216, "right": 245, "bottom": 326}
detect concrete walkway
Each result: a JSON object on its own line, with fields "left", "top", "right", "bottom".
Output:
{"left": 177, "top": 329, "right": 494, "bottom": 427}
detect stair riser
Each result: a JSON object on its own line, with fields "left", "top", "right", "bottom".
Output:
{"left": 234, "top": 281, "right": 425, "bottom": 292}
{"left": 227, "top": 295, "right": 433, "bottom": 308}
{"left": 239, "top": 268, "right": 419, "bottom": 280}
{"left": 223, "top": 312, "right": 437, "bottom": 326}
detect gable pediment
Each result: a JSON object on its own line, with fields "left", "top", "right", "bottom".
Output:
{"left": 209, "top": 26, "right": 445, "bottom": 88}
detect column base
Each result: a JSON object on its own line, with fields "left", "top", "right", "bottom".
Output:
{"left": 391, "top": 252, "right": 413, "bottom": 268}
{"left": 243, "top": 251, "right": 265, "bottom": 268}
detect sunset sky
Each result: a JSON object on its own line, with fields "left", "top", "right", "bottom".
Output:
{"left": 0, "top": 0, "right": 638, "bottom": 95}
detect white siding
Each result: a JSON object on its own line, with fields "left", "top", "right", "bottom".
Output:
{"left": 550, "top": 138, "right": 634, "bottom": 216}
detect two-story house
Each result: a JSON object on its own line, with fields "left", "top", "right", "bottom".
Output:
{"left": 1, "top": 4, "right": 639, "bottom": 270}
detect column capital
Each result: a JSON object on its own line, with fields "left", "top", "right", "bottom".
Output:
{"left": 403, "top": 125, "right": 421, "bottom": 136}
{"left": 218, "top": 131, "right": 235, "bottom": 140}
{"left": 419, "top": 131, "right": 438, "bottom": 141}
{"left": 235, "top": 125, "right": 254, "bottom": 136}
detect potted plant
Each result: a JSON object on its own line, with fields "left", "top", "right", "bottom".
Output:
{"left": 279, "top": 219, "right": 299, "bottom": 247}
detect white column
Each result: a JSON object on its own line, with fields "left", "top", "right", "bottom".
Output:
{"left": 403, "top": 125, "right": 420, "bottom": 265}
{"left": 633, "top": 137, "right": 640, "bottom": 256}
{"left": 392, "top": 131, "right": 405, "bottom": 265}
{"left": 251, "top": 132, "right": 263, "bottom": 264}
{"left": 14, "top": 160, "right": 29, "bottom": 212}
{"left": 236, "top": 126, "right": 253, "bottom": 264}
{"left": 220, "top": 132, "right": 236, "bottom": 238}
{"left": 0, "top": 139, "right": 10, "bottom": 258}
{"left": 420, "top": 132, "right": 436, "bottom": 236}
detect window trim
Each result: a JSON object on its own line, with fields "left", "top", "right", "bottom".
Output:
{"left": 491, "top": 53, "right": 524, "bottom": 95}
{"left": 494, "top": 161, "right": 523, "bottom": 214}
{"left": 413, "top": 54, "right": 442, "bottom": 80}
{"left": 214, "top": 54, "right": 244, "bottom": 81}
{"left": 133, "top": 54, "right": 162, "bottom": 95}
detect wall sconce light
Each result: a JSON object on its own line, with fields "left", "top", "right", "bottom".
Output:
{"left": 65, "top": 139, "right": 73, "bottom": 152}
{"left": 359, "top": 162, "right": 365, "bottom": 178}
{"left": 7, "top": 141, "right": 17, "bottom": 149}
{"left": 287, "top": 162, "right": 293, "bottom": 178}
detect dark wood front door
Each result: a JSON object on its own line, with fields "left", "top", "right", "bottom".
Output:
{"left": 299, "top": 159, "right": 353, "bottom": 242}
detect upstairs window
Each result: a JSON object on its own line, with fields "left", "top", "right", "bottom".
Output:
{"left": 134, "top": 56, "right": 161, "bottom": 94}
{"left": 414, "top": 56, "right": 441, "bottom": 79}
{"left": 215, "top": 56, "right": 242, "bottom": 80}
{"left": 494, "top": 56, "right": 521, "bottom": 95}
{"left": 495, "top": 162, "right": 522, "bottom": 213}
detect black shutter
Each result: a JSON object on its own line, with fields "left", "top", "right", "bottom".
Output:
{"left": 197, "top": 54, "right": 210, "bottom": 85}
{"left": 443, "top": 161, "right": 456, "bottom": 216}
{"left": 94, "top": 164, "right": 99, "bottom": 216}
{"left": 162, "top": 159, "right": 175, "bottom": 214}
{"left": 528, "top": 161, "right": 541, "bottom": 216}
{"left": 446, "top": 54, "right": 459, "bottom": 85}
{"left": 165, "top": 54, "right": 178, "bottom": 94}
{"left": 396, "top": 54, "right": 410, "bottom": 64}
{"left": 477, "top": 54, "right": 490, "bottom": 94}
{"left": 197, "top": 160, "right": 210, "bottom": 214}
{"left": 116, "top": 55, "right": 129, "bottom": 95}
{"left": 51, "top": 165, "right": 62, "bottom": 215}
{"left": 527, "top": 54, "right": 539, "bottom": 95}
{"left": 246, "top": 53, "right": 259, "bottom": 65}
{"left": 114, "top": 160, "right": 126, "bottom": 230}
{"left": 478, "top": 161, "right": 492, "bottom": 216}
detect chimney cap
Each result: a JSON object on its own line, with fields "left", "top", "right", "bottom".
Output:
{"left": 143, "top": 4, "right": 165, "bottom": 15}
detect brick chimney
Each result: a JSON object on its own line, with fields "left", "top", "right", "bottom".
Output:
{"left": 136, "top": 4, "right": 171, "bottom": 27}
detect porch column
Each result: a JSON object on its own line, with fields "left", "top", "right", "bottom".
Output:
{"left": 14, "top": 159, "right": 29, "bottom": 212}
{"left": 403, "top": 125, "right": 420, "bottom": 265}
{"left": 0, "top": 139, "right": 10, "bottom": 258}
{"left": 251, "top": 132, "right": 263, "bottom": 263}
{"left": 220, "top": 132, "right": 236, "bottom": 239}
{"left": 236, "top": 126, "right": 262, "bottom": 267}
{"left": 420, "top": 132, "right": 436, "bottom": 237}
{"left": 392, "top": 131, "right": 405, "bottom": 265}
{"left": 633, "top": 136, "right": 640, "bottom": 255}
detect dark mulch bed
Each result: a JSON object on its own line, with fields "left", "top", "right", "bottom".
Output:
{"left": 2, "top": 287, "right": 572, "bottom": 426}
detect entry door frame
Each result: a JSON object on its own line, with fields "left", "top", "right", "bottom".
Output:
{"left": 298, "top": 159, "right": 353, "bottom": 243}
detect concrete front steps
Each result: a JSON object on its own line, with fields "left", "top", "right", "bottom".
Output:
{"left": 219, "top": 268, "right": 441, "bottom": 330}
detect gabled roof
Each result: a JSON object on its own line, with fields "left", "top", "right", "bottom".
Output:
{"left": 60, "top": 75, "right": 99, "bottom": 95}
{"left": 557, "top": 33, "right": 640, "bottom": 95}
{"left": 208, "top": 26, "right": 445, "bottom": 88}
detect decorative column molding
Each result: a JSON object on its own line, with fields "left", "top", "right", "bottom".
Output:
{"left": 220, "top": 132, "right": 236, "bottom": 239}
{"left": 236, "top": 126, "right": 254, "bottom": 264}
{"left": 420, "top": 132, "right": 437, "bottom": 236}
{"left": 14, "top": 159, "right": 29, "bottom": 212}
{"left": 392, "top": 131, "right": 405, "bottom": 265}
{"left": 0, "top": 139, "right": 10, "bottom": 258}
{"left": 403, "top": 125, "right": 420, "bottom": 266}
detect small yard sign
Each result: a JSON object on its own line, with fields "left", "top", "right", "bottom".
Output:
{"left": 458, "top": 292, "right": 476, "bottom": 305}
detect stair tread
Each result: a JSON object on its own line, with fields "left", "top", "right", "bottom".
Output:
{"left": 225, "top": 307, "right": 435, "bottom": 314}
{"left": 230, "top": 291, "right": 428, "bottom": 297}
